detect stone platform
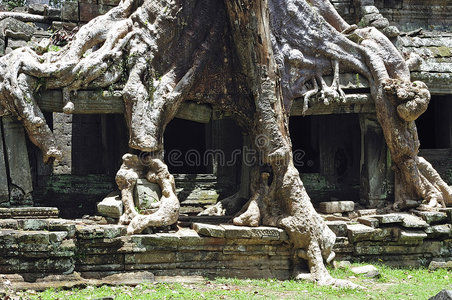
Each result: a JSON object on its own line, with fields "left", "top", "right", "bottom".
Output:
{"left": 0, "top": 208, "right": 451, "bottom": 283}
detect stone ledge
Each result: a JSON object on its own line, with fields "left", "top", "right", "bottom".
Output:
{"left": 0, "top": 213, "right": 451, "bottom": 280}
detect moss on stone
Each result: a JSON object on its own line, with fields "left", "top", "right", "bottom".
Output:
{"left": 428, "top": 46, "right": 452, "bottom": 58}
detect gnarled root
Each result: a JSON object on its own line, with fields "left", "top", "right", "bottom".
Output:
{"left": 232, "top": 171, "right": 271, "bottom": 227}
{"left": 382, "top": 79, "right": 430, "bottom": 122}
{"left": 115, "top": 153, "right": 180, "bottom": 234}
{"left": 115, "top": 154, "right": 143, "bottom": 225}
{"left": 417, "top": 156, "right": 452, "bottom": 210}
{"left": 198, "top": 192, "right": 247, "bottom": 217}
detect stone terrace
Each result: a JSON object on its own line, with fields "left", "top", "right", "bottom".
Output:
{"left": 0, "top": 207, "right": 451, "bottom": 283}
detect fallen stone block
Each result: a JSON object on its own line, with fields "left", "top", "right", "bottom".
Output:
{"left": 373, "top": 213, "right": 428, "bottom": 228}
{"left": 0, "top": 17, "right": 35, "bottom": 40}
{"left": 347, "top": 224, "right": 397, "bottom": 243}
{"left": 326, "top": 221, "right": 348, "bottom": 237}
{"left": 318, "top": 201, "right": 354, "bottom": 214}
{"left": 413, "top": 210, "right": 447, "bottom": 224}
{"left": 362, "top": 5, "right": 379, "bottom": 15}
{"left": 192, "top": 223, "right": 225, "bottom": 238}
{"left": 425, "top": 224, "right": 452, "bottom": 239}
{"left": 97, "top": 192, "right": 123, "bottom": 219}
{"left": 428, "top": 261, "right": 452, "bottom": 271}
{"left": 351, "top": 265, "right": 380, "bottom": 278}
{"left": 347, "top": 223, "right": 374, "bottom": 242}
{"left": 402, "top": 215, "right": 429, "bottom": 228}
{"left": 334, "top": 260, "right": 351, "bottom": 269}
{"left": 398, "top": 230, "right": 427, "bottom": 244}
{"left": 134, "top": 179, "right": 162, "bottom": 211}
{"left": 357, "top": 216, "right": 379, "bottom": 228}
{"left": 429, "top": 289, "right": 452, "bottom": 300}
{"left": 439, "top": 208, "right": 452, "bottom": 223}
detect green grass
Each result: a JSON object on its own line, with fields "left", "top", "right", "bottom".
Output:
{"left": 6, "top": 263, "right": 452, "bottom": 299}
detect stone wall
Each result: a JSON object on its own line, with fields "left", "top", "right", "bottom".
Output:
{"left": 375, "top": 0, "right": 452, "bottom": 32}
{"left": 0, "top": 208, "right": 451, "bottom": 281}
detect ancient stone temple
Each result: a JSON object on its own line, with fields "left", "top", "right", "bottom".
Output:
{"left": 0, "top": 0, "right": 451, "bottom": 285}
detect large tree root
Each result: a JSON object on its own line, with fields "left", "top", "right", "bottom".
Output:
{"left": 115, "top": 153, "right": 179, "bottom": 235}
{"left": 1, "top": 0, "right": 449, "bottom": 288}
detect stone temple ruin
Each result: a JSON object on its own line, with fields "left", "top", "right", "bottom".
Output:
{"left": 0, "top": 0, "right": 451, "bottom": 287}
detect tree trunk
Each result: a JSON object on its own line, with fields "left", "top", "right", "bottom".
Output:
{"left": 0, "top": 0, "right": 450, "bottom": 285}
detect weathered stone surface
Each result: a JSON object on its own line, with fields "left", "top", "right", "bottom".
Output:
{"left": 79, "top": 3, "right": 113, "bottom": 22}
{"left": 126, "top": 252, "right": 176, "bottom": 264}
{"left": 0, "top": 17, "right": 35, "bottom": 40}
{"left": 48, "top": 219, "right": 76, "bottom": 238}
{"left": 402, "top": 215, "right": 429, "bottom": 228}
{"left": 382, "top": 25, "right": 400, "bottom": 38}
{"left": 425, "top": 225, "right": 452, "bottom": 239}
{"left": 0, "top": 208, "right": 12, "bottom": 218}
{"left": 347, "top": 224, "right": 397, "bottom": 243}
{"left": 357, "top": 209, "right": 377, "bottom": 217}
{"left": 249, "top": 227, "right": 288, "bottom": 241}
{"left": 10, "top": 207, "right": 59, "bottom": 219}
{"left": 347, "top": 224, "right": 376, "bottom": 243}
{"left": 357, "top": 217, "right": 379, "bottom": 228}
{"left": 398, "top": 230, "right": 427, "bottom": 244}
{"left": 2, "top": 117, "right": 33, "bottom": 206}
{"left": 373, "top": 213, "right": 404, "bottom": 224}
{"left": 61, "top": 1, "right": 79, "bottom": 22}
{"left": 371, "top": 18, "right": 390, "bottom": 29}
{"left": 79, "top": 254, "right": 124, "bottom": 266}
{"left": 326, "top": 221, "right": 348, "bottom": 237}
{"left": 27, "top": 3, "right": 46, "bottom": 15}
{"left": 98, "top": 0, "right": 121, "bottom": 5}
{"left": 428, "top": 261, "right": 448, "bottom": 271}
{"left": 333, "top": 260, "right": 351, "bottom": 269}
{"left": 220, "top": 224, "right": 252, "bottom": 239}
{"left": 18, "top": 219, "right": 49, "bottom": 231}
{"left": 0, "top": 219, "right": 18, "bottom": 229}
{"left": 318, "top": 201, "right": 354, "bottom": 214}
{"left": 351, "top": 265, "right": 379, "bottom": 278}
{"left": 192, "top": 223, "right": 225, "bottom": 238}
{"left": 323, "top": 215, "right": 350, "bottom": 222}
{"left": 362, "top": 5, "right": 379, "bottom": 15}
{"left": 0, "top": 120, "right": 8, "bottom": 206}
{"left": 413, "top": 210, "right": 448, "bottom": 224}
{"left": 97, "top": 192, "right": 123, "bottom": 219}
{"left": 103, "top": 271, "right": 155, "bottom": 285}
{"left": 429, "top": 289, "right": 452, "bottom": 300}
{"left": 373, "top": 214, "right": 428, "bottom": 228}
{"left": 134, "top": 179, "right": 162, "bottom": 211}
{"left": 76, "top": 224, "right": 126, "bottom": 239}
{"left": 7, "top": 39, "right": 28, "bottom": 49}
{"left": 440, "top": 208, "right": 452, "bottom": 223}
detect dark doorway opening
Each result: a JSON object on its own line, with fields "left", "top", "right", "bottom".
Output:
{"left": 416, "top": 95, "right": 452, "bottom": 149}
{"left": 164, "top": 118, "right": 208, "bottom": 174}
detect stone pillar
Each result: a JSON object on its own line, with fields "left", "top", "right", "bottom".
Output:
{"left": 52, "top": 112, "right": 72, "bottom": 175}
{"left": 2, "top": 116, "right": 33, "bottom": 206}
{"left": 0, "top": 118, "right": 9, "bottom": 206}
{"left": 359, "top": 113, "right": 391, "bottom": 207}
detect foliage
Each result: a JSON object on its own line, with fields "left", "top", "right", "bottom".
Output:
{"left": 3, "top": 0, "right": 26, "bottom": 10}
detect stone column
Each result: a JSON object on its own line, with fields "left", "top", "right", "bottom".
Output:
{"left": 359, "top": 113, "right": 391, "bottom": 207}
{"left": 2, "top": 116, "right": 33, "bottom": 206}
{"left": 0, "top": 118, "right": 9, "bottom": 206}
{"left": 52, "top": 112, "right": 72, "bottom": 175}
